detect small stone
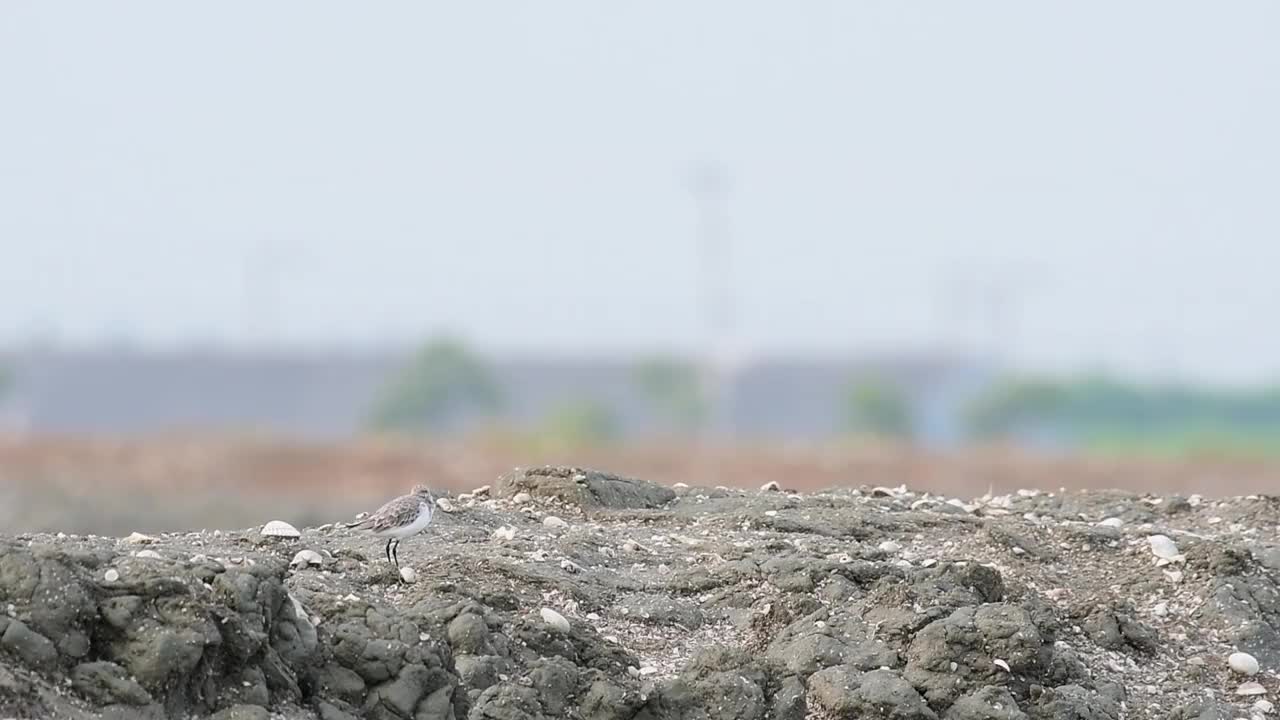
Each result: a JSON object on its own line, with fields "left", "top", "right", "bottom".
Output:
{"left": 104, "top": 569, "right": 119, "bottom": 582}
{"left": 764, "top": 510, "right": 778, "bottom": 517}
{"left": 1098, "top": 517, "right": 1124, "bottom": 528}
{"left": 540, "top": 608, "right": 571, "bottom": 634}
{"left": 399, "top": 567, "right": 418, "bottom": 584}
{"left": 1148, "top": 535, "right": 1182, "bottom": 561}
{"left": 639, "top": 666, "right": 658, "bottom": 676}
{"left": 472, "top": 485, "right": 491, "bottom": 496}
{"left": 513, "top": 492, "right": 533, "bottom": 505}
{"left": 878, "top": 541, "right": 902, "bottom": 553}
{"left": 493, "top": 526, "right": 517, "bottom": 541}
{"left": 1164, "top": 570, "right": 1184, "bottom": 583}
{"left": 921, "top": 559, "right": 937, "bottom": 568}
{"left": 1238, "top": 681, "right": 1267, "bottom": 696}
{"left": 133, "top": 550, "right": 162, "bottom": 560}
{"left": 290, "top": 550, "right": 324, "bottom": 569}
{"left": 123, "top": 532, "right": 157, "bottom": 544}
{"left": 1254, "top": 699, "right": 1274, "bottom": 714}
{"left": 560, "top": 559, "right": 581, "bottom": 573}
{"left": 993, "top": 659, "right": 1011, "bottom": 673}
{"left": 760, "top": 481, "right": 781, "bottom": 492}
{"left": 543, "top": 516, "right": 569, "bottom": 529}
{"left": 435, "top": 498, "right": 456, "bottom": 514}
{"left": 261, "top": 520, "right": 301, "bottom": 538}
{"left": 1152, "top": 602, "right": 1169, "bottom": 617}
{"left": 1231, "top": 652, "right": 1261, "bottom": 676}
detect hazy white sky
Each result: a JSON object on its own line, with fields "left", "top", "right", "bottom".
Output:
{"left": 1, "top": 2, "right": 1278, "bottom": 383}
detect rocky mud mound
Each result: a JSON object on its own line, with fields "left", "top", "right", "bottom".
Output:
{"left": 3, "top": 466, "right": 1280, "bottom": 719}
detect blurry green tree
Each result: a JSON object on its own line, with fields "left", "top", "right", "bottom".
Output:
{"left": 964, "top": 376, "right": 1280, "bottom": 455}
{"left": 366, "top": 337, "right": 503, "bottom": 433}
{"left": 533, "top": 399, "right": 619, "bottom": 450}
{"left": 843, "top": 374, "right": 914, "bottom": 439}
{"left": 633, "top": 357, "right": 706, "bottom": 433}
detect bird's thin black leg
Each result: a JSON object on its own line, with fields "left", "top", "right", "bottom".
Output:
{"left": 392, "top": 540, "right": 401, "bottom": 569}
{"left": 385, "top": 538, "right": 394, "bottom": 565}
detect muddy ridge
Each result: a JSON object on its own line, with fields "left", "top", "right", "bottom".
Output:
{"left": 2, "top": 466, "right": 1278, "bottom": 719}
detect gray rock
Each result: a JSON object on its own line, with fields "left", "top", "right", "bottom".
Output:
{"left": 1082, "top": 607, "right": 1158, "bottom": 654}
{"left": 945, "top": 686, "right": 1028, "bottom": 720}
{"left": 905, "top": 604, "right": 1048, "bottom": 709}
{"left": 449, "top": 613, "right": 493, "bottom": 655}
{"left": 69, "top": 662, "right": 154, "bottom": 706}
{"left": 0, "top": 619, "right": 58, "bottom": 669}
{"left": 468, "top": 682, "right": 543, "bottom": 720}
{"left": 208, "top": 705, "right": 271, "bottom": 720}
{"left": 578, "top": 680, "right": 643, "bottom": 720}
{"left": 1026, "top": 684, "right": 1119, "bottom": 720}
{"left": 495, "top": 466, "right": 676, "bottom": 510}
{"left": 808, "top": 667, "right": 938, "bottom": 719}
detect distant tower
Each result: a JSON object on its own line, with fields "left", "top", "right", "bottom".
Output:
{"left": 690, "top": 162, "right": 735, "bottom": 441}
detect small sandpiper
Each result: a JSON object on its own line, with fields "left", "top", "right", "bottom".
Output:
{"left": 345, "top": 484, "right": 436, "bottom": 579}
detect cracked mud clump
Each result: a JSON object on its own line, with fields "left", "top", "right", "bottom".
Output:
{"left": 2, "top": 466, "right": 1280, "bottom": 719}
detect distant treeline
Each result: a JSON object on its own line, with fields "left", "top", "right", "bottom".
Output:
{"left": 966, "top": 376, "right": 1280, "bottom": 456}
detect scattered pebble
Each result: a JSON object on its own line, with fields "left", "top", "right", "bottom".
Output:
{"left": 1231, "top": 652, "right": 1261, "bottom": 676}
{"left": 123, "top": 532, "right": 157, "bottom": 544}
{"left": 543, "top": 516, "right": 569, "bottom": 529}
{"left": 878, "top": 540, "right": 902, "bottom": 553}
{"left": 1254, "top": 699, "right": 1274, "bottom": 714}
{"left": 513, "top": 492, "right": 533, "bottom": 505}
{"left": 993, "top": 659, "right": 1011, "bottom": 673}
{"left": 1097, "top": 517, "right": 1124, "bottom": 528}
{"left": 493, "top": 526, "right": 517, "bottom": 541}
{"left": 399, "top": 567, "right": 418, "bottom": 584}
{"left": 759, "top": 481, "right": 781, "bottom": 492}
{"left": 472, "top": 485, "right": 491, "bottom": 496}
{"left": 1238, "top": 681, "right": 1267, "bottom": 696}
{"left": 290, "top": 550, "right": 324, "bottom": 569}
{"left": 1147, "top": 535, "right": 1182, "bottom": 561}
{"left": 540, "top": 608, "right": 571, "bottom": 634}
{"left": 435, "top": 498, "right": 456, "bottom": 514}
{"left": 133, "top": 550, "right": 162, "bottom": 560}
{"left": 261, "top": 520, "right": 301, "bottom": 539}
{"left": 104, "top": 569, "right": 119, "bottom": 582}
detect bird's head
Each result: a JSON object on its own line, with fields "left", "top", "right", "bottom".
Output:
{"left": 411, "top": 484, "right": 435, "bottom": 503}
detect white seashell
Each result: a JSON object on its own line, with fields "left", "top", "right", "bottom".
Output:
{"left": 104, "top": 569, "right": 120, "bottom": 582}
{"left": 759, "top": 481, "right": 781, "bottom": 492}
{"left": 560, "top": 559, "right": 581, "bottom": 573}
{"left": 261, "top": 520, "right": 301, "bottom": 539}
{"left": 493, "top": 526, "right": 517, "bottom": 541}
{"left": 1230, "top": 652, "right": 1261, "bottom": 676}
{"left": 540, "top": 608, "right": 571, "bottom": 634}
{"left": 290, "top": 550, "right": 324, "bottom": 569}
{"left": 672, "top": 482, "right": 689, "bottom": 489}
{"left": 134, "top": 550, "right": 162, "bottom": 560}
{"left": 435, "top": 498, "right": 456, "bottom": 514}
{"left": 124, "top": 532, "right": 157, "bottom": 544}
{"left": 764, "top": 510, "right": 778, "bottom": 517}
{"left": 993, "top": 659, "right": 1011, "bottom": 673}
{"left": 1238, "top": 681, "right": 1267, "bottom": 696}
{"left": 513, "top": 492, "right": 533, "bottom": 505}
{"left": 921, "top": 559, "right": 938, "bottom": 568}
{"left": 543, "top": 516, "right": 569, "bottom": 529}
{"left": 878, "top": 541, "right": 902, "bottom": 553}
{"left": 1147, "top": 535, "right": 1181, "bottom": 561}
{"left": 472, "top": 485, "right": 491, "bottom": 496}
{"left": 399, "top": 566, "right": 418, "bottom": 583}
{"left": 1255, "top": 699, "right": 1274, "bottom": 714}
{"left": 1163, "top": 570, "right": 1184, "bottom": 583}
{"left": 1098, "top": 518, "right": 1124, "bottom": 528}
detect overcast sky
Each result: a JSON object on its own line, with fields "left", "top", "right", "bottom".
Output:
{"left": 1, "top": 2, "right": 1278, "bottom": 383}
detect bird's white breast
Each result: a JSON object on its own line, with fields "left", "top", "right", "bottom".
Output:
{"left": 384, "top": 501, "right": 433, "bottom": 538}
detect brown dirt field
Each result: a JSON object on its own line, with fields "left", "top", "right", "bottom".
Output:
{"left": 2, "top": 433, "right": 1279, "bottom": 535}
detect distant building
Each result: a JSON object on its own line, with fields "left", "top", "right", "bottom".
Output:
{"left": 0, "top": 348, "right": 994, "bottom": 445}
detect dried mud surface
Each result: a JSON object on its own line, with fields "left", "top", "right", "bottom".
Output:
{"left": 3, "top": 466, "right": 1280, "bottom": 719}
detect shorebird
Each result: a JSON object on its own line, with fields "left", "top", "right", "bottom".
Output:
{"left": 346, "top": 484, "right": 436, "bottom": 577}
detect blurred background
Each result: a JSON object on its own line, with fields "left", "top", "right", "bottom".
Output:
{"left": 3, "top": 2, "right": 1280, "bottom": 534}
